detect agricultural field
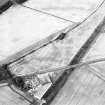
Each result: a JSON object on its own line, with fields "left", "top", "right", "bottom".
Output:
{"left": 0, "top": 0, "right": 105, "bottom": 105}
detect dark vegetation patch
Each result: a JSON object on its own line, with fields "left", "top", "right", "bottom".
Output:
{"left": 0, "top": 1, "right": 13, "bottom": 14}
{"left": 14, "top": 0, "right": 29, "bottom": 4}
{"left": 0, "top": 0, "right": 29, "bottom": 14}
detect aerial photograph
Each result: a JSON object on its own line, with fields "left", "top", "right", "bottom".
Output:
{"left": 0, "top": 0, "right": 105, "bottom": 105}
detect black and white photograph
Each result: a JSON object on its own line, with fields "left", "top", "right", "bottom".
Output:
{"left": 0, "top": 0, "right": 105, "bottom": 105}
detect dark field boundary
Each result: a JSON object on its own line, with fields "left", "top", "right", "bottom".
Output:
{"left": 0, "top": 0, "right": 28, "bottom": 14}
{"left": 0, "top": 0, "right": 13, "bottom": 14}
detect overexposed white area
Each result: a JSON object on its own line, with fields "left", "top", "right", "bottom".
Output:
{"left": 0, "top": 5, "right": 70, "bottom": 61}
{"left": 24, "top": 0, "right": 103, "bottom": 22}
